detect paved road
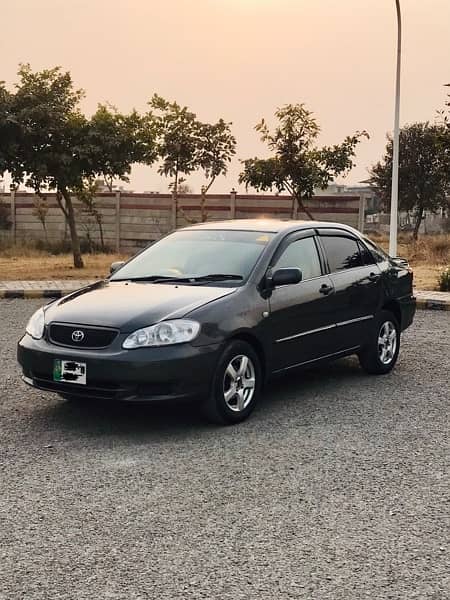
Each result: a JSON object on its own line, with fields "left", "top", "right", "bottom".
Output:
{"left": 1, "top": 300, "right": 449, "bottom": 600}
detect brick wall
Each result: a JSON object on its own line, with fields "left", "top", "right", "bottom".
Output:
{"left": 0, "top": 191, "right": 362, "bottom": 252}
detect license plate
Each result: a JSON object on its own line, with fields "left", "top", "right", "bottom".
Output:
{"left": 53, "top": 360, "right": 87, "bottom": 385}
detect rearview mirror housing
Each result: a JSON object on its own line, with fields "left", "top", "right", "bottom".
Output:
{"left": 271, "top": 267, "right": 302, "bottom": 287}
{"left": 110, "top": 261, "right": 125, "bottom": 274}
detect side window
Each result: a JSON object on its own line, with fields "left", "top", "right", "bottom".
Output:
{"left": 363, "top": 237, "right": 389, "bottom": 264}
{"left": 273, "top": 236, "right": 322, "bottom": 280}
{"left": 358, "top": 241, "right": 376, "bottom": 265}
{"left": 321, "top": 236, "right": 363, "bottom": 272}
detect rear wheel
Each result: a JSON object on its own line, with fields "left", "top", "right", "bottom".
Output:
{"left": 202, "top": 340, "right": 262, "bottom": 425}
{"left": 358, "top": 310, "right": 400, "bottom": 375}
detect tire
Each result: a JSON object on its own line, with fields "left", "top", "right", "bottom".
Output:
{"left": 202, "top": 340, "right": 262, "bottom": 425}
{"left": 358, "top": 310, "right": 400, "bottom": 375}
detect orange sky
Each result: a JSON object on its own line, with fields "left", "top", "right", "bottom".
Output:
{"left": 1, "top": 0, "right": 449, "bottom": 193}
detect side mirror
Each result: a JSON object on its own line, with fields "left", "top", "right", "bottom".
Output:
{"left": 110, "top": 261, "right": 125, "bottom": 274}
{"left": 271, "top": 267, "right": 302, "bottom": 287}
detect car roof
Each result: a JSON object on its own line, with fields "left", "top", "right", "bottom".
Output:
{"left": 182, "top": 218, "right": 361, "bottom": 236}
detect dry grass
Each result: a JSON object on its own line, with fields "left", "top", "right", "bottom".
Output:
{"left": 0, "top": 234, "right": 449, "bottom": 290}
{"left": 0, "top": 252, "right": 128, "bottom": 281}
{"left": 372, "top": 233, "right": 450, "bottom": 290}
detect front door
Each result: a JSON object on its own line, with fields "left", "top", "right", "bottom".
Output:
{"left": 261, "top": 232, "right": 338, "bottom": 372}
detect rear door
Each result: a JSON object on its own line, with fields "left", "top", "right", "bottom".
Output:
{"left": 317, "top": 230, "right": 383, "bottom": 350}
{"left": 263, "top": 230, "right": 337, "bottom": 372}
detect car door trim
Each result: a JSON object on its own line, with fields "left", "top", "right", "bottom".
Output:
{"left": 272, "top": 345, "right": 361, "bottom": 374}
{"left": 336, "top": 315, "right": 374, "bottom": 327}
{"left": 276, "top": 323, "right": 336, "bottom": 343}
{"left": 276, "top": 314, "right": 374, "bottom": 343}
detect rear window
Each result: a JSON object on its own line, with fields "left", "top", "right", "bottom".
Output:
{"left": 321, "top": 236, "right": 363, "bottom": 272}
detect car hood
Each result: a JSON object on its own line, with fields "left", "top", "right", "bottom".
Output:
{"left": 44, "top": 280, "right": 237, "bottom": 332}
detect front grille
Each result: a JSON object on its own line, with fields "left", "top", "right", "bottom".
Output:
{"left": 48, "top": 323, "right": 119, "bottom": 349}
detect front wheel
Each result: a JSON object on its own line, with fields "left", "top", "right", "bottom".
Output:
{"left": 358, "top": 310, "right": 400, "bottom": 375}
{"left": 202, "top": 340, "right": 262, "bottom": 425}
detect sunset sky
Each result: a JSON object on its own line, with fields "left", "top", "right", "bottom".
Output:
{"left": 1, "top": 0, "right": 449, "bottom": 193}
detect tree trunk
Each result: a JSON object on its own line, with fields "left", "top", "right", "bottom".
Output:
{"left": 291, "top": 196, "right": 296, "bottom": 219}
{"left": 296, "top": 195, "right": 315, "bottom": 220}
{"left": 96, "top": 214, "right": 105, "bottom": 252}
{"left": 412, "top": 206, "right": 424, "bottom": 240}
{"left": 60, "top": 188, "right": 84, "bottom": 268}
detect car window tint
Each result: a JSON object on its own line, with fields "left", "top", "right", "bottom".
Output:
{"left": 358, "top": 241, "right": 376, "bottom": 265}
{"left": 363, "top": 237, "right": 389, "bottom": 263}
{"left": 274, "top": 237, "right": 322, "bottom": 280}
{"left": 321, "top": 236, "right": 363, "bottom": 271}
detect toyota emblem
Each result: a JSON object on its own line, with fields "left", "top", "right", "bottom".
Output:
{"left": 71, "top": 330, "right": 85, "bottom": 343}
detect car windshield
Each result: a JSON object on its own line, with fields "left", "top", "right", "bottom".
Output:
{"left": 110, "top": 229, "right": 275, "bottom": 284}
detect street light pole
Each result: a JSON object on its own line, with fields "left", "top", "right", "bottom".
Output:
{"left": 389, "top": 0, "right": 402, "bottom": 257}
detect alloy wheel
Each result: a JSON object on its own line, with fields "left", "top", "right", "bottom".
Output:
{"left": 378, "top": 321, "right": 397, "bottom": 365}
{"left": 223, "top": 354, "right": 256, "bottom": 412}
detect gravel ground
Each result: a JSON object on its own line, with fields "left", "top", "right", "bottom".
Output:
{"left": 1, "top": 300, "right": 449, "bottom": 600}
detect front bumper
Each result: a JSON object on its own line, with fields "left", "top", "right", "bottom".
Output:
{"left": 18, "top": 334, "right": 222, "bottom": 402}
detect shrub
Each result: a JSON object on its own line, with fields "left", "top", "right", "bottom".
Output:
{"left": 437, "top": 267, "right": 450, "bottom": 292}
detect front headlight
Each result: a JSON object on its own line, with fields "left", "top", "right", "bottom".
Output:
{"left": 122, "top": 319, "right": 200, "bottom": 349}
{"left": 25, "top": 307, "right": 45, "bottom": 340}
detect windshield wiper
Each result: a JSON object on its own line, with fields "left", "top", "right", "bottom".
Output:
{"left": 112, "top": 275, "right": 186, "bottom": 283}
{"left": 189, "top": 274, "right": 244, "bottom": 283}
{"left": 112, "top": 274, "right": 243, "bottom": 284}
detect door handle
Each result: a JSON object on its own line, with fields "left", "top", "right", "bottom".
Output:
{"left": 368, "top": 272, "right": 380, "bottom": 282}
{"left": 319, "top": 283, "right": 334, "bottom": 295}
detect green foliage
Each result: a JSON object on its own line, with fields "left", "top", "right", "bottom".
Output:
{"left": 87, "top": 104, "right": 157, "bottom": 191}
{"left": 148, "top": 94, "right": 200, "bottom": 195}
{"left": 2, "top": 65, "right": 158, "bottom": 268}
{"left": 147, "top": 95, "right": 236, "bottom": 221}
{"left": 437, "top": 266, "right": 450, "bottom": 292}
{"left": 0, "top": 82, "right": 17, "bottom": 177}
{"left": 239, "top": 104, "right": 368, "bottom": 219}
{"left": 370, "top": 122, "right": 450, "bottom": 239}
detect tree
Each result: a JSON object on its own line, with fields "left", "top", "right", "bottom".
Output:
{"left": 369, "top": 122, "right": 450, "bottom": 239}
{"left": 73, "top": 178, "right": 106, "bottom": 252}
{"left": 32, "top": 196, "right": 49, "bottom": 242}
{"left": 147, "top": 95, "right": 236, "bottom": 223}
{"left": 6, "top": 65, "right": 89, "bottom": 267}
{"left": 4, "top": 65, "right": 157, "bottom": 268}
{"left": 148, "top": 95, "right": 199, "bottom": 216}
{"left": 239, "top": 104, "right": 368, "bottom": 219}
{"left": 86, "top": 104, "right": 157, "bottom": 192}
{"left": 0, "top": 83, "right": 16, "bottom": 177}
{"left": 196, "top": 120, "right": 236, "bottom": 221}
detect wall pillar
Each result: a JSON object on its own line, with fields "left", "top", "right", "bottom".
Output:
{"left": 115, "top": 191, "right": 121, "bottom": 252}
{"left": 358, "top": 195, "right": 366, "bottom": 233}
{"left": 10, "top": 188, "right": 16, "bottom": 243}
{"left": 230, "top": 188, "right": 237, "bottom": 219}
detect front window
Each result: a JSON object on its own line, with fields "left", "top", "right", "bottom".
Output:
{"left": 273, "top": 236, "right": 322, "bottom": 280}
{"left": 111, "top": 229, "right": 274, "bottom": 284}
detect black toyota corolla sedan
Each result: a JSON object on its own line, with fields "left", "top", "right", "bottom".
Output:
{"left": 18, "top": 219, "right": 416, "bottom": 424}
